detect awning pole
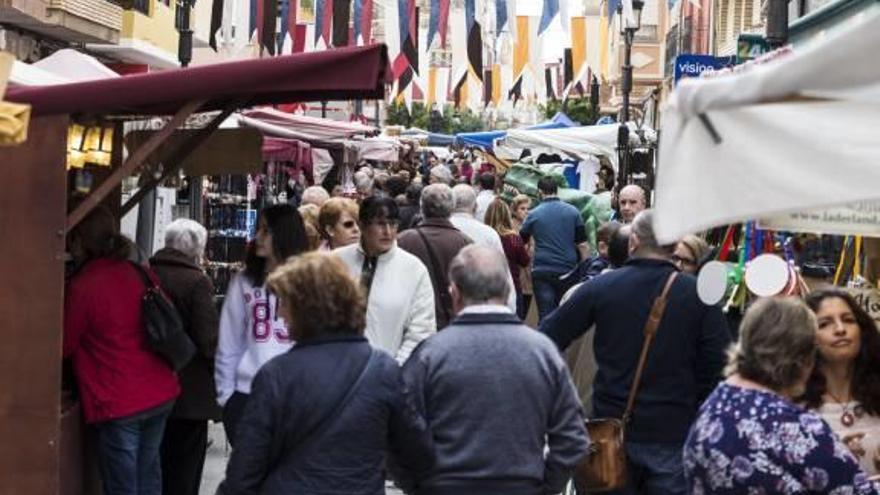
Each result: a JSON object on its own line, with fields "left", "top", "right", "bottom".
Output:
{"left": 66, "top": 99, "right": 207, "bottom": 231}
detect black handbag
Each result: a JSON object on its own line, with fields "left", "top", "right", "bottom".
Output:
{"left": 130, "top": 262, "right": 196, "bottom": 371}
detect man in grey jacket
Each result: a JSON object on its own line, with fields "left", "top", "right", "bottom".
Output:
{"left": 396, "top": 245, "right": 589, "bottom": 495}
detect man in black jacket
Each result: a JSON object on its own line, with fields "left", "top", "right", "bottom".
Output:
{"left": 540, "top": 210, "right": 731, "bottom": 495}
{"left": 397, "top": 245, "right": 589, "bottom": 495}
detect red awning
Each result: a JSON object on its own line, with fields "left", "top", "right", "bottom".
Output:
{"left": 6, "top": 45, "right": 389, "bottom": 117}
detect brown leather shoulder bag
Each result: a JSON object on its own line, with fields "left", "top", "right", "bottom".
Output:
{"left": 574, "top": 272, "right": 678, "bottom": 492}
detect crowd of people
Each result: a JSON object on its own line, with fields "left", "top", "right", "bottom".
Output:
{"left": 61, "top": 154, "right": 880, "bottom": 495}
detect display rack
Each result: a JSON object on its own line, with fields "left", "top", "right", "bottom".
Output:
{"left": 202, "top": 174, "right": 256, "bottom": 298}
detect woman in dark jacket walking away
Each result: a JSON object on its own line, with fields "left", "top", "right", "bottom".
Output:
{"left": 219, "top": 252, "right": 435, "bottom": 495}
{"left": 64, "top": 206, "right": 179, "bottom": 495}
{"left": 151, "top": 219, "right": 220, "bottom": 495}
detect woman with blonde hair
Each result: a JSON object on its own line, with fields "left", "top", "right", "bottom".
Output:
{"left": 684, "top": 297, "right": 878, "bottom": 493}
{"left": 510, "top": 194, "right": 533, "bottom": 319}
{"left": 318, "top": 197, "right": 361, "bottom": 250}
{"left": 673, "top": 234, "right": 709, "bottom": 275}
{"left": 485, "top": 198, "right": 530, "bottom": 320}
{"left": 220, "top": 252, "right": 434, "bottom": 494}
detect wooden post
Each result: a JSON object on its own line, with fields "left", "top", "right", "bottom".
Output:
{"left": 120, "top": 100, "right": 245, "bottom": 216}
{"left": 0, "top": 115, "right": 68, "bottom": 495}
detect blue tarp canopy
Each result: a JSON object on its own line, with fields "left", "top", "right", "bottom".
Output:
{"left": 427, "top": 133, "right": 455, "bottom": 146}
{"left": 454, "top": 112, "right": 577, "bottom": 150}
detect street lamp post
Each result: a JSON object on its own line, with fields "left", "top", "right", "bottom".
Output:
{"left": 176, "top": 0, "right": 194, "bottom": 67}
{"left": 618, "top": 0, "right": 644, "bottom": 124}
{"left": 766, "top": 0, "right": 790, "bottom": 48}
{"left": 590, "top": 75, "right": 600, "bottom": 123}
{"left": 617, "top": 0, "right": 644, "bottom": 187}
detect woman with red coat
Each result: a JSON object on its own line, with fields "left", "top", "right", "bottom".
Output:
{"left": 64, "top": 206, "right": 179, "bottom": 495}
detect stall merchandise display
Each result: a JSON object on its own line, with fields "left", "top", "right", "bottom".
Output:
{"left": 204, "top": 174, "right": 255, "bottom": 297}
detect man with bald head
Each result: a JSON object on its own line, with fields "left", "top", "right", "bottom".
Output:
{"left": 618, "top": 184, "right": 647, "bottom": 224}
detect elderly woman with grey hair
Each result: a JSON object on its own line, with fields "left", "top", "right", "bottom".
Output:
{"left": 150, "top": 218, "right": 221, "bottom": 495}
{"left": 684, "top": 297, "right": 880, "bottom": 494}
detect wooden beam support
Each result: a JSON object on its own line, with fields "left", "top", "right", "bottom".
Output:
{"left": 120, "top": 99, "right": 247, "bottom": 216}
{"left": 66, "top": 99, "right": 206, "bottom": 231}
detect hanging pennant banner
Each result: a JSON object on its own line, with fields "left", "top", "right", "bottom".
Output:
{"left": 758, "top": 201, "right": 880, "bottom": 238}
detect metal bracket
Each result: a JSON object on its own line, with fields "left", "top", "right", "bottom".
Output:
{"left": 698, "top": 113, "right": 723, "bottom": 145}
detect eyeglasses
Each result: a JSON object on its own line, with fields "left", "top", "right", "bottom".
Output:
{"left": 672, "top": 255, "right": 697, "bottom": 267}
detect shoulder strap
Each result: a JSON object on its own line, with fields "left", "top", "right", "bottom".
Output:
{"left": 129, "top": 261, "right": 157, "bottom": 289}
{"left": 275, "top": 349, "right": 378, "bottom": 464}
{"left": 622, "top": 271, "right": 678, "bottom": 425}
{"left": 415, "top": 228, "right": 444, "bottom": 279}
{"left": 415, "top": 228, "right": 453, "bottom": 320}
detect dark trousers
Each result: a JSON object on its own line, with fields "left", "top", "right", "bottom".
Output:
{"left": 222, "top": 392, "right": 249, "bottom": 447}
{"left": 160, "top": 418, "right": 208, "bottom": 495}
{"left": 532, "top": 271, "right": 568, "bottom": 323}
{"left": 607, "top": 441, "right": 686, "bottom": 495}
{"left": 94, "top": 402, "right": 173, "bottom": 495}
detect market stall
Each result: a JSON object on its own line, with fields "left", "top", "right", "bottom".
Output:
{"left": 653, "top": 8, "right": 880, "bottom": 245}
{"left": 453, "top": 112, "right": 577, "bottom": 150}
{"left": 0, "top": 44, "right": 388, "bottom": 495}
{"left": 494, "top": 122, "right": 657, "bottom": 173}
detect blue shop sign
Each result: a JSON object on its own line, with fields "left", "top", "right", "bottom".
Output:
{"left": 673, "top": 55, "right": 736, "bottom": 84}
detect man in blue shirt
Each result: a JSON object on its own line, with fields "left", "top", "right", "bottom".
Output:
{"left": 520, "top": 177, "right": 588, "bottom": 322}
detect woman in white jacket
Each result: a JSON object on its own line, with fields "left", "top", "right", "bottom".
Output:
{"left": 334, "top": 196, "right": 436, "bottom": 364}
{"left": 215, "top": 204, "right": 309, "bottom": 445}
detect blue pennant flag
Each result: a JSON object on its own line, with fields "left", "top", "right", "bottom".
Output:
{"left": 608, "top": 0, "right": 622, "bottom": 19}
{"left": 399, "top": 0, "right": 410, "bottom": 44}
{"left": 539, "top": 0, "right": 559, "bottom": 35}
{"left": 496, "top": 0, "right": 508, "bottom": 34}
{"left": 315, "top": 0, "right": 325, "bottom": 43}
{"left": 353, "top": 0, "right": 363, "bottom": 42}
{"left": 427, "top": 0, "right": 440, "bottom": 47}
{"left": 279, "top": 0, "right": 290, "bottom": 50}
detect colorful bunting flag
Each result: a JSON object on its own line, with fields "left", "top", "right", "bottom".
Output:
{"left": 539, "top": 0, "right": 558, "bottom": 35}
{"left": 427, "top": 0, "right": 449, "bottom": 48}
{"left": 361, "top": 0, "right": 373, "bottom": 43}
{"left": 332, "top": 0, "right": 351, "bottom": 46}
{"left": 465, "top": 0, "right": 483, "bottom": 81}
{"left": 496, "top": 0, "right": 508, "bottom": 37}
{"left": 354, "top": 0, "right": 363, "bottom": 44}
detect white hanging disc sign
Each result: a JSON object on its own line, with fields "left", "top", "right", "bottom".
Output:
{"left": 697, "top": 261, "right": 731, "bottom": 305}
{"left": 745, "top": 254, "right": 790, "bottom": 297}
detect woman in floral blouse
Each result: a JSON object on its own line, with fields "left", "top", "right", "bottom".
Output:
{"left": 684, "top": 297, "right": 879, "bottom": 494}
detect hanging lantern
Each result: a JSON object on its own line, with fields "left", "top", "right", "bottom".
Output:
{"left": 86, "top": 126, "right": 113, "bottom": 166}
{"left": 66, "top": 124, "right": 86, "bottom": 170}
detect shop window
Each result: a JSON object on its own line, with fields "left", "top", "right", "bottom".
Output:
{"left": 132, "top": 0, "right": 150, "bottom": 15}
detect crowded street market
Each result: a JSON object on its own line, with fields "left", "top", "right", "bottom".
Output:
{"left": 1, "top": 0, "right": 879, "bottom": 493}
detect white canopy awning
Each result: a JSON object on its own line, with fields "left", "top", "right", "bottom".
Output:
{"left": 654, "top": 6, "right": 880, "bottom": 243}
{"left": 494, "top": 123, "right": 656, "bottom": 172}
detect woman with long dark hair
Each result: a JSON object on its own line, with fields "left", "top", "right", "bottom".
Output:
{"left": 65, "top": 206, "right": 179, "bottom": 495}
{"left": 802, "top": 288, "right": 880, "bottom": 476}
{"left": 215, "top": 204, "right": 308, "bottom": 446}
